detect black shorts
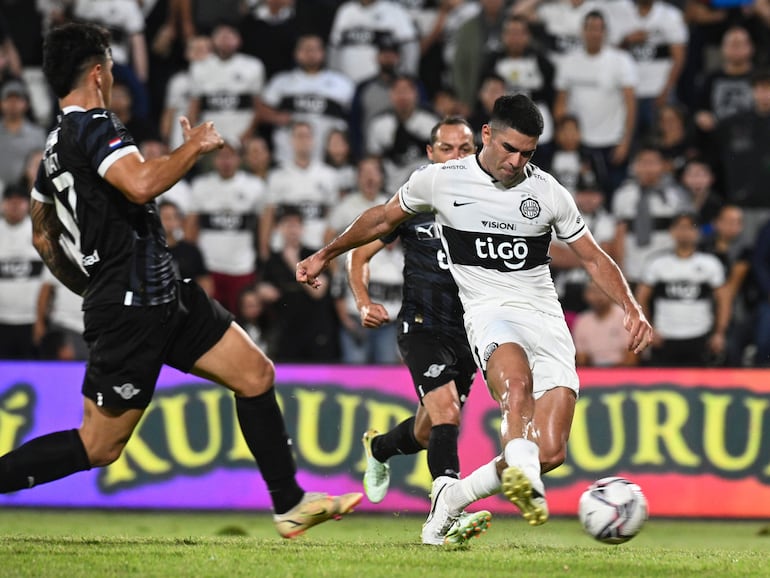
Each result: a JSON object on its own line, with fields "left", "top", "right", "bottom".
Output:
{"left": 397, "top": 328, "right": 477, "bottom": 405}
{"left": 81, "top": 279, "right": 233, "bottom": 410}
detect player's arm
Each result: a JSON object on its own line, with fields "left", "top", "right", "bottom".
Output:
{"left": 568, "top": 231, "right": 653, "bottom": 354}
{"left": 30, "top": 200, "right": 89, "bottom": 296}
{"left": 104, "top": 117, "right": 223, "bottom": 205}
{"left": 347, "top": 239, "right": 389, "bottom": 328}
{"left": 297, "top": 192, "right": 412, "bottom": 288}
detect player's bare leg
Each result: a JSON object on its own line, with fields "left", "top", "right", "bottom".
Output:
{"left": 193, "top": 322, "right": 361, "bottom": 538}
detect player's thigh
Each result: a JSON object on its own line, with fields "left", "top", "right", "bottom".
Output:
{"left": 533, "top": 386, "right": 577, "bottom": 473}
{"left": 191, "top": 322, "right": 275, "bottom": 397}
{"left": 78, "top": 397, "right": 145, "bottom": 467}
{"left": 485, "top": 342, "right": 534, "bottom": 407}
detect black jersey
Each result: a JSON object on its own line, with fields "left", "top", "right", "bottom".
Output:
{"left": 382, "top": 212, "right": 464, "bottom": 332}
{"left": 32, "top": 106, "right": 176, "bottom": 309}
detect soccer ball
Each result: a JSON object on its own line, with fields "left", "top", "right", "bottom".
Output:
{"left": 578, "top": 476, "right": 648, "bottom": 544}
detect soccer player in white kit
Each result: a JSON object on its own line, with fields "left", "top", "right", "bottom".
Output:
{"left": 297, "top": 94, "right": 653, "bottom": 541}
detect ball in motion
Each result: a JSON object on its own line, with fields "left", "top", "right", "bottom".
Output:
{"left": 578, "top": 476, "right": 648, "bottom": 544}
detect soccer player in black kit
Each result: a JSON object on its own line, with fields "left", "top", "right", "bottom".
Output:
{"left": 0, "top": 22, "right": 360, "bottom": 537}
{"left": 349, "top": 117, "right": 491, "bottom": 545}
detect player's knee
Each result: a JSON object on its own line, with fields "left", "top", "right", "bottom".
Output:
{"left": 238, "top": 356, "right": 275, "bottom": 397}
{"left": 85, "top": 442, "right": 126, "bottom": 468}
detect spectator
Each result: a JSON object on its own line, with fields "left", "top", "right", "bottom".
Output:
{"left": 259, "top": 121, "right": 341, "bottom": 262}
{"left": 0, "top": 185, "right": 43, "bottom": 359}
{"left": 553, "top": 10, "right": 638, "bottom": 197}
{"left": 0, "top": 80, "right": 46, "bottom": 190}
{"left": 159, "top": 200, "right": 214, "bottom": 297}
{"left": 467, "top": 73, "right": 506, "bottom": 145}
{"left": 110, "top": 82, "right": 157, "bottom": 146}
{"left": 366, "top": 75, "right": 440, "bottom": 191}
{"left": 185, "top": 142, "right": 267, "bottom": 313}
{"left": 242, "top": 135, "right": 274, "bottom": 181}
{"left": 34, "top": 270, "right": 88, "bottom": 361}
{"left": 451, "top": 0, "right": 508, "bottom": 111}
{"left": 612, "top": 145, "right": 692, "bottom": 284}
{"left": 235, "top": 284, "right": 268, "bottom": 352}
{"left": 160, "top": 35, "right": 212, "bottom": 150}
{"left": 141, "top": 139, "right": 193, "bottom": 213}
{"left": 188, "top": 23, "right": 265, "bottom": 146}
{"left": 541, "top": 115, "right": 599, "bottom": 195}
{"left": 258, "top": 34, "right": 356, "bottom": 165}
{"left": 573, "top": 281, "right": 637, "bottom": 367}
{"left": 636, "top": 212, "right": 730, "bottom": 366}
{"left": 714, "top": 68, "right": 770, "bottom": 243}
{"left": 324, "top": 129, "right": 357, "bottom": 196}
{"left": 240, "top": 0, "right": 299, "bottom": 81}
{"left": 328, "top": 0, "right": 420, "bottom": 84}
{"left": 17, "top": 149, "right": 44, "bottom": 195}
{"left": 482, "top": 15, "right": 555, "bottom": 152}
{"left": 677, "top": 157, "right": 723, "bottom": 229}
{"left": 73, "top": 0, "right": 150, "bottom": 120}
{"left": 752, "top": 218, "right": 770, "bottom": 366}
{"left": 654, "top": 102, "right": 697, "bottom": 177}
{"left": 613, "top": 0, "right": 688, "bottom": 140}
{"left": 261, "top": 208, "right": 339, "bottom": 362}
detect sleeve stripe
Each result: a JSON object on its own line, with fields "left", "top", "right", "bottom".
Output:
{"left": 97, "top": 145, "right": 139, "bottom": 177}
{"left": 557, "top": 223, "right": 587, "bottom": 242}
{"left": 398, "top": 191, "right": 420, "bottom": 215}
{"left": 31, "top": 187, "right": 53, "bottom": 204}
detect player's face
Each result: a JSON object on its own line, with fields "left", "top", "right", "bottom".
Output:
{"left": 480, "top": 124, "right": 538, "bottom": 187}
{"left": 427, "top": 124, "right": 476, "bottom": 163}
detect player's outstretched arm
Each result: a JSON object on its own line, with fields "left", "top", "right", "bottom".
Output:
{"left": 568, "top": 231, "right": 653, "bottom": 354}
{"left": 347, "top": 239, "right": 390, "bottom": 328}
{"left": 30, "top": 200, "right": 89, "bottom": 296}
{"left": 297, "top": 192, "right": 411, "bottom": 288}
{"left": 104, "top": 117, "right": 224, "bottom": 205}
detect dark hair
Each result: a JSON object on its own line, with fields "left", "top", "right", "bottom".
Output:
{"left": 43, "top": 23, "right": 111, "bottom": 99}
{"left": 489, "top": 94, "right": 543, "bottom": 137}
{"left": 584, "top": 10, "right": 606, "bottom": 28}
{"left": 430, "top": 116, "right": 473, "bottom": 145}
{"left": 670, "top": 211, "right": 699, "bottom": 228}
{"left": 276, "top": 205, "right": 304, "bottom": 223}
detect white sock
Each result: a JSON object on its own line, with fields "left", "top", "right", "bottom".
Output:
{"left": 445, "top": 458, "right": 501, "bottom": 513}
{"left": 503, "top": 438, "right": 541, "bottom": 480}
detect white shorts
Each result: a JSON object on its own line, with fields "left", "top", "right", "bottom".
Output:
{"left": 465, "top": 307, "right": 579, "bottom": 400}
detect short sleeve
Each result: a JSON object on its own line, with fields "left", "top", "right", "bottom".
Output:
{"left": 82, "top": 110, "right": 138, "bottom": 177}
{"left": 398, "top": 164, "right": 437, "bottom": 215}
{"left": 31, "top": 162, "right": 53, "bottom": 204}
{"left": 552, "top": 181, "right": 587, "bottom": 243}
{"left": 619, "top": 51, "right": 638, "bottom": 89}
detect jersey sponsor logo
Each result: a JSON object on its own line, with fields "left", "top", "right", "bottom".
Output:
{"left": 453, "top": 200, "right": 476, "bottom": 207}
{"left": 483, "top": 342, "right": 498, "bottom": 362}
{"left": 113, "top": 383, "right": 142, "bottom": 400}
{"left": 664, "top": 281, "right": 705, "bottom": 300}
{"left": 423, "top": 363, "right": 447, "bottom": 378}
{"left": 442, "top": 165, "right": 467, "bottom": 170}
{"left": 108, "top": 137, "right": 122, "bottom": 148}
{"left": 519, "top": 198, "right": 541, "bottom": 219}
{"left": 442, "top": 227, "right": 551, "bottom": 272}
{"left": 82, "top": 249, "right": 100, "bottom": 268}
{"left": 481, "top": 220, "right": 517, "bottom": 231}
{"left": 0, "top": 259, "right": 44, "bottom": 279}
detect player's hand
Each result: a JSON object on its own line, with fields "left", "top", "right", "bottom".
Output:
{"left": 359, "top": 303, "right": 389, "bottom": 328}
{"left": 296, "top": 252, "right": 327, "bottom": 289}
{"left": 179, "top": 116, "right": 225, "bottom": 153}
{"left": 623, "top": 304, "right": 654, "bottom": 355}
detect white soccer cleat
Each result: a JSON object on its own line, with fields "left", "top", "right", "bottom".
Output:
{"left": 501, "top": 465, "right": 549, "bottom": 526}
{"left": 273, "top": 491, "right": 363, "bottom": 539}
{"left": 362, "top": 429, "right": 390, "bottom": 503}
{"left": 444, "top": 510, "right": 492, "bottom": 546}
{"left": 421, "top": 476, "right": 461, "bottom": 545}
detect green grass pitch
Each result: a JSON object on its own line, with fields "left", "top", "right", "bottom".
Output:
{"left": 1, "top": 509, "right": 768, "bottom": 577}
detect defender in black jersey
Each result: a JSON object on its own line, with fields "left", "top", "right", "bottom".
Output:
{"left": 349, "top": 119, "right": 479, "bottom": 522}
{"left": 300, "top": 95, "right": 653, "bottom": 543}
{"left": 0, "top": 22, "right": 360, "bottom": 537}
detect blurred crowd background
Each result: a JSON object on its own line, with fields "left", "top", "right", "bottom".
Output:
{"left": 0, "top": 0, "right": 768, "bottom": 368}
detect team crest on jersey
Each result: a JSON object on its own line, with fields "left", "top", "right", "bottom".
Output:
{"left": 483, "top": 342, "right": 499, "bottom": 362}
{"left": 519, "top": 198, "right": 540, "bottom": 219}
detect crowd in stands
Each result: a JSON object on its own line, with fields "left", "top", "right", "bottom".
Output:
{"left": 0, "top": 0, "right": 769, "bottom": 367}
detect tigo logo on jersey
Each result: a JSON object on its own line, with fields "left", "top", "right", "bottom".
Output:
{"left": 108, "top": 138, "right": 122, "bottom": 148}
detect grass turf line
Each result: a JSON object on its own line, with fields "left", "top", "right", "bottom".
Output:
{"left": 0, "top": 510, "right": 768, "bottom": 578}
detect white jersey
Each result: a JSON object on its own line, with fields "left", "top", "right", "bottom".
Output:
{"left": 73, "top": 0, "right": 144, "bottom": 65}
{"left": 266, "top": 161, "right": 341, "bottom": 250}
{"left": 328, "top": 191, "right": 390, "bottom": 234}
{"left": 42, "top": 268, "right": 84, "bottom": 333}
{"left": 640, "top": 251, "right": 724, "bottom": 339}
{"left": 189, "top": 53, "right": 265, "bottom": 145}
{"left": 398, "top": 156, "right": 587, "bottom": 319}
{"left": 261, "top": 68, "right": 355, "bottom": 164}
{"left": 609, "top": 0, "right": 688, "bottom": 98}
{"left": 342, "top": 243, "right": 404, "bottom": 320}
{"left": 164, "top": 70, "right": 192, "bottom": 150}
{"left": 0, "top": 216, "right": 45, "bottom": 325}
{"left": 537, "top": 0, "right": 604, "bottom": 65}
{"left": 554, "top": 46, "right": 638, "bottom": 147}
{"left": 328, "top": 0, "right": 420, "bottom": 83}
{"left": 188, "top": 170, "right": 266, "bottom": 275}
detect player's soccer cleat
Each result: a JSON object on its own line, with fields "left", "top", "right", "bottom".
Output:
{"left": 501, "top": 465, "right": 549, "bottom": 526}
{"left": 274, "top": 491, "right": 363, "bottom": 539}
{"left": 362, "top": 429, "right": 390, "bottom": 503}
{"left": 421, "top": 476, "right": 460, "bottom": 545}
{"left": 444, "top": 510, "right": 492, "bottom": 546}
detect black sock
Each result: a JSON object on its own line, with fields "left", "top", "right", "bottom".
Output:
{"left": 235, "top": 388, "right": 304, "bottom": 514}
{"left": 0, "top": 429, "right": 91, "bottom": 493}
{"left": 427, "top": 424, "right": 460, "bottom": 480}
{"left": 371, "top": 417, "right": 424, "bottom": 462}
